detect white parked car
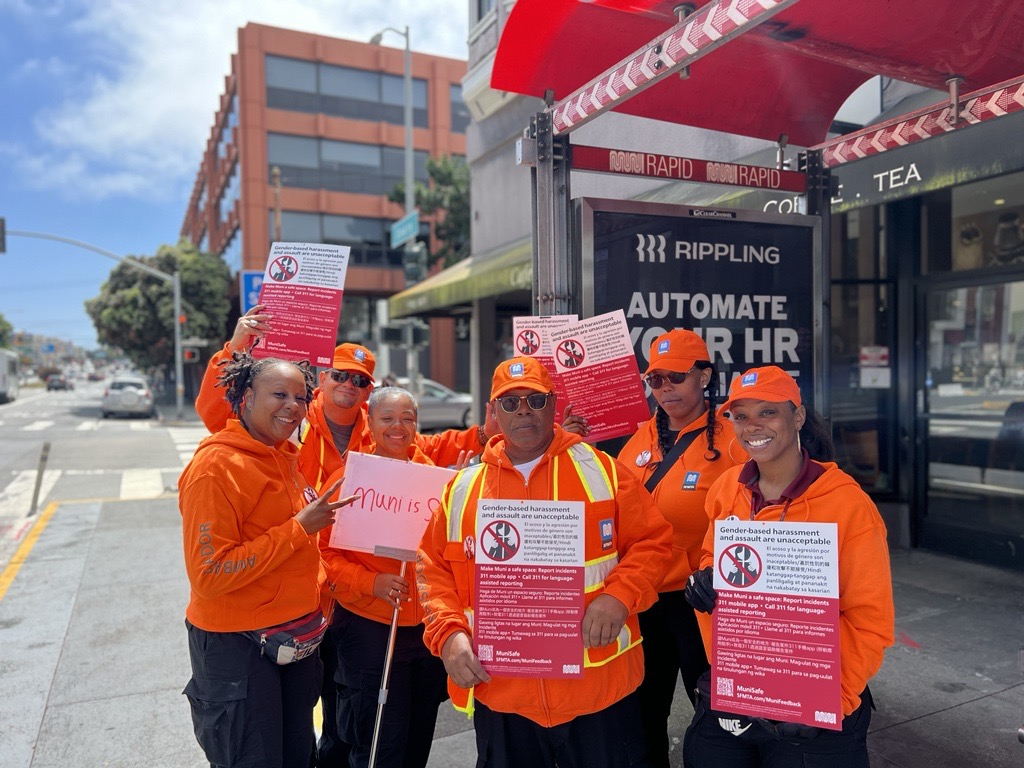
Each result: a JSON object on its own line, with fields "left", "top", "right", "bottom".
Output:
{"left": 396, "top": 377, "right": 473, "bottom": 431}
{"left": 101, "top": 375, "right": 156, "bottom": 418}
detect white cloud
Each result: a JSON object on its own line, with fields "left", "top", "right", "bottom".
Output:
{"left": 15, "top": 0, "right": 468, "bottom": 202}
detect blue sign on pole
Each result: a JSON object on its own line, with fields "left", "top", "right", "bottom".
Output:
{"left": 240, "top": 270, "right": 264, "bottom": 314}
{"left": 390, "top": 210, "right": 420, "bottom": 249}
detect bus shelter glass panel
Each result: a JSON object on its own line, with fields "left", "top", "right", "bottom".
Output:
{"left": 925, "top": 281, "right": 1024, "bottom": 543}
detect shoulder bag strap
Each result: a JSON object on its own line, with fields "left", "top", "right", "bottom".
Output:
{"left": 644, "top": 426, "right": 705, "bottom": 494}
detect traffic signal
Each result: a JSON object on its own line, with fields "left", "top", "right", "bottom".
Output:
{"left": 403, "top": 242, "right": 426, "bottom": 286}
{"left": 183, "top": 348, "right": 199, "bottom": 362}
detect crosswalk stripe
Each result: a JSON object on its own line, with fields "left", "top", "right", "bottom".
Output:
{"left": 0, "top": 470, "right": 62, "bottom": 535}
{"left": 76, "top": 421, "right": 100, "bottom": 431}
{"left": 24, "top": 421, "right": 55, "bottom": 431}
{"left": 119, "top": 469, "right": 166, "bottom": 499}
{"left": 167, "top": 427, "right": 210, "bottom": 466}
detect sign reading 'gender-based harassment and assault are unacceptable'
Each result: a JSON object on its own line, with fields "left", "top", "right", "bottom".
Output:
{"left": 473, "top": 500, "right": 585, "bottom": 678}
{"left": 254, "top": 241, "right": 350, "bottom": 366}
{"left": 712, "top": 520, "right": 842, "bottom": 731}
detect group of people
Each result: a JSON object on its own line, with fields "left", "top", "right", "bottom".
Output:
{"left": 179, "top": 309, "right": 895, "bottom": 768}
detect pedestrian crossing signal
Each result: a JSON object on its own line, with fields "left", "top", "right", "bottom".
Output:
{"left": 183, "top": 348, "right": 199, "bottom": 362}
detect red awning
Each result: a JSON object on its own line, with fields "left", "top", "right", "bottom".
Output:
{"left": 491, "top": 0, "right": 1024, "bottom": 147}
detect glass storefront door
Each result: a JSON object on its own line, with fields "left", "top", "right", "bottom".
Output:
{"left": 922, "top": 281, "right": 1024, "bottom": 568}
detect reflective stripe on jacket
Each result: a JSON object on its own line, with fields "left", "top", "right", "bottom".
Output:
{"left": 417, "top": 425, "right": 673, "bottom": 727}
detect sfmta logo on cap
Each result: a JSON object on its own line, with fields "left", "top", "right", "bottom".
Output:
{"left": 741, "top": 372, "right": 758, "bottom": 387}
{"left": 658, "top": 340, "right": 670, "bottom": 354}
{"left": 509, "top": 362, "right": 525, "bottom": 377}
{"left": 354, "top": 348, "right": 366, "bottom": 362}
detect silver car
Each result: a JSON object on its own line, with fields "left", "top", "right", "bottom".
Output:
{"left": 101, "top": 375, "right": 156, "bottom": 418}
{"left": 396, "top": 377, "right": 473, "bottom": 431}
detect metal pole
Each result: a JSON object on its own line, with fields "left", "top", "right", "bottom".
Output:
{"left": 402, "top": 26, "right": 414, "bottom": 215}
{"left": 368, "top": 560, "right": 408, "bottom": 768}
{"left": 173, "top": 271, "right": 184, "bottom": 419}
{"left": 401, "top": 27, "right": 421, "bottom": 389}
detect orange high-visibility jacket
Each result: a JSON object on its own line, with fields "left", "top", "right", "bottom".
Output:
{"left": 619, "top": 411, "right": 746, "bottom": 592}
{"left": 417, "top": 425, "right": 673, "bottom": 727}
{"left": 179, "top": 420, "right": 323, "bottom": 632}
{"left": 696, "top": 461, "right": 895, "bottom": 717}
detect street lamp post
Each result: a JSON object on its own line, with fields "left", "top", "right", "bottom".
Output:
{"left": 9, "top": 230, "right": 185, "bottom": 419}
{"left": 371, "top": 25, "right": 422, "bottom": 394}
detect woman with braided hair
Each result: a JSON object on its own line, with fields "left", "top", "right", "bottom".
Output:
{"left": 618, "top": 330, "right": 747, "bottom": 768}
{"left": 180, "top": 354, "right": 357, "bottom": 768}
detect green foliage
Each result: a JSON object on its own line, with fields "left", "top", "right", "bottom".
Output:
{"left": 0, "top": 311, "right": 12, "bottom": 348}
{"left": 388, "top": 155, "right": 470, "bottom": 268}
{"left": 85, "top": 240, "right": 231, "bottom": 370}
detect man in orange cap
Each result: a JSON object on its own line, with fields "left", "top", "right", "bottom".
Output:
{"left": 417, "top": 355, "right": 673, "bottom": 768}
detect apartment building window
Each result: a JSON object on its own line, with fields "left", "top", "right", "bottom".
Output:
{"left": 477, "top": 0, "right": 496, "bottom": 22}
{"left": 219, "top": 162, "right": 242, "bottom": 223}
{"left": 271, "top": 211, "right": 405, "bottom": 269}
{"left": 450, "top": 84, "right": 470, "bottom": 134}
{"left": 266, "top": 55, "right": 429, "bottom": 128}
{"left": 267, "top": 132, "right": 428, "bottom": 195}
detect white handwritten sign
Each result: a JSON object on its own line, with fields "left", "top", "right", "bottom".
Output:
{"left": 328, "top": 452, "right": 455, "bottom": 560}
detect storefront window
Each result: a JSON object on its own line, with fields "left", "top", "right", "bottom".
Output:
{"left": 925, "top": 280, "right": 1024, "bottom": 544}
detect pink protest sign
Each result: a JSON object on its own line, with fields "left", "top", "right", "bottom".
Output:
{"left": 511, "top": 315, "right": 577, "bottom": 418}
{"left": 253, "top": 242, "right": 350, "bottom": 366}
{"left": 711, "top": 520, "right": 842, "bottom": 730}
{"left": 329, "top": 452, "right": 455, "bottom": 561}
{"left": 473, "top": 499, "right": 585, "bottom": 678}
{"left": 549, "top": 310, "right": 651, "bottom": 442}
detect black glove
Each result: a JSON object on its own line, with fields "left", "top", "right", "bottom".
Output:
{"left": 685, "top": 566, "right": 717, "bottom": 614}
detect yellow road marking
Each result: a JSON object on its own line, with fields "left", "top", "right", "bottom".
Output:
{"left": 0, "top": 501, "right": 60, "bottom": 602}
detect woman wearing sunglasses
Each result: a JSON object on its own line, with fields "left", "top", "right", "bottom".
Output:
{"left": 618, "top": 329, "right": 746, "bottom": 768}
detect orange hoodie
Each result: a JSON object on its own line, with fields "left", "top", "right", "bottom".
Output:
{"left": 417, "top": 425, "right": 673, "bottom": 727}
{"left": 179, "top": 419, "right": 323, "bottom": 632}
{"left": 696, "top": 461, "right": 895, "bottom": 717}
{"left": 196, "top": 346, "right": 484, "bottom": 474}
{"left": 319, "top": 443, "right": 438, "bottom": 626}
{"left": 619, "top": 411, "right": 746, "bottom": 591}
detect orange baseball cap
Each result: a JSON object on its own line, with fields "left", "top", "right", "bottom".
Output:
{"left": 332, "top": 343, "right": 376, "bottom": 381}
{"left": 490, "top": 356, "right": 554, "bottom": 399}
{"left": 645, "top": 329, "right": 710, "bottom": 374}
{"left": 720, "top": 365, "right": 802, "bottom": 415}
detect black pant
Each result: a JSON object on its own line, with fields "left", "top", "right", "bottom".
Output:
{"left": 331, "top": 607, "right": 448, "bottom": 768}
{"left": 184, "top": 620, "right": 322, "bottom": 768}
{"left": 637, "top": 589, "right": 710, "bottom": 768}
{"left": 682, "top": 673, "right": 873, "bottom": 768}
{"left": 316, "top": 616, "right": 350, "bottom": 767}
{"left": 473, "top": 691, "right": 650, "bottom": 768}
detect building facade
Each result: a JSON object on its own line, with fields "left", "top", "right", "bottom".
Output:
{"left": 180, "top": 22, "right": 468, "bottom": 382}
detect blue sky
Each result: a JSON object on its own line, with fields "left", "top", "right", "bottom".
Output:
{"left": 0, "top": 0, "right": 467, "bottom": 349}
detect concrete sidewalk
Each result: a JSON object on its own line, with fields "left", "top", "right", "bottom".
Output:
{"left": 2, "top": 494, "right": 1023, "bottom": 767}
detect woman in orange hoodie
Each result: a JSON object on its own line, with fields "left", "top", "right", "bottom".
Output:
{"left": 682, "top": 366, "right": 894, "bottom": 768}
{"left": 618, "top": 329, "right": 746, "bottom": 768}
{"left": 320, "top": 387, "right": 453, "bottom": 768}
{"left": 179, "top": 355, "right": 355, "bottom": 768}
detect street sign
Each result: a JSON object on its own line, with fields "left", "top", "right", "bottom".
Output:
{"left": 390, "top": 210, "right": 420, "bottom": 249}
{"left": 239, "top": 270, "right": 264, "bottom": 314}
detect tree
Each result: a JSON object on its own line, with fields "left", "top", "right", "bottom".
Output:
{"left": 0, "top": 312, "right": 12, "bottom": 348}
{"left": 389, "top": 154, "right": 470, "bottom": 269}
{"left": 85, "top": 240, "right": 231, "bottom": 370}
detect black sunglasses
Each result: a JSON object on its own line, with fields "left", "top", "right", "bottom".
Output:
{"left": 329, "top": 370, "right": 372, "bottom": 388}
{"left": 645, "top": 371, "right": 691, "bottom": 389}
{"left": 496, "top": 392, "right": 552, "bottom": 413}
